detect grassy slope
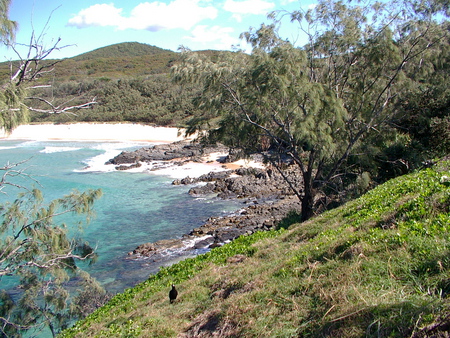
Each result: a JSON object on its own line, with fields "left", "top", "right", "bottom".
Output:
{"left": 61, "top": 161, "right": 450, "bottom": 337}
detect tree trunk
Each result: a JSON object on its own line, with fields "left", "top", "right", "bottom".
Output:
{"left": 301, "top": 187, "right": 315, "bottom": 221}
{"left": 301, "top": 169, "right": 315, "bottom": 222}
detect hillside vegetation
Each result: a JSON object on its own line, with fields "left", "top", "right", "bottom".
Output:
{"left": 61, "top": 160, "right": 450, "bottom": 337}
{"left": 0, "top": 42, "right": 177, "bottom": 80}
{"left": 0, "top": 42, "right": 200, "bottom": 126}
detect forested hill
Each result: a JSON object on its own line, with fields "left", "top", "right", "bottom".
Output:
{"left": 0, "top": 42, "right": 202, "bottom": 126}
{"left": 0, "top": 42, "right": 178, "bottom": 80}
{"left": 72, "top": 42, "right": 174, "bottom": 61}
{"left": 51, "top": 42, "right": 179, "bottom": 80}
{"left": 0, "top": 42, "right": 229, "bottom": 127}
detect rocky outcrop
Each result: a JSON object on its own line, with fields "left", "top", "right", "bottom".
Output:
{"left": 115, "top": 162, "right": 142, "bottom": 171}
{"left": 109, "top": 140, "right": 305, "bottom": 261}
{"left": 128, "top": 162, "right": 303, "bottom": 261}
{"left": 106, "top": 141, "right": 229, "bottom": 166}
{"left": 129, "top": 195, "right": 301, "bottom": 260}
{"left": 185, "top": 166, "right": 301, "bottom": 200}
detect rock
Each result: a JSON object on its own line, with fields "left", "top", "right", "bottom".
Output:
{"left": 106, "top": 141, "right": 229, "bottom": 166}
{"left": 189, "top": 183, "right": 217, "bottom": 196}
{"left": 209, "top": 242, "right": 223, "bottom": 249}
{"left": 115, "top": 162, "right": 142, "bottom": 171}
{"left": 125, "top": 142, "right": 304, "bottom": 264}
{"left": 193, "top": 237, "right": 215, "bottom": 249}
{"left": 131, "top": 238, "right": 185, "bottom": 258}
{"left": 128, "top": 194, "right": 301, "bottom": 261}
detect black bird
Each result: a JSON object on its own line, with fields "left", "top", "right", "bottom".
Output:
{"left": 169, "top": 284, "right": 178, "bottom": 303}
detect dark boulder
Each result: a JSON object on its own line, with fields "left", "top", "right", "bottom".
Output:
{"left": 106, "top": 141, "right": 229, "bottom": 166}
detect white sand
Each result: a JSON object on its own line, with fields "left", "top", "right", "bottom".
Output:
{"left": 0, "top": 123, "right": 187, "bottom": 143}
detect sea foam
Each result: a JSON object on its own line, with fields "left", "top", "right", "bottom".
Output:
{"left": 76, "top": 141, "right": 154, "bottom": 172}
{"left": 40, "top": 146, "right": 82, "bottom": 154}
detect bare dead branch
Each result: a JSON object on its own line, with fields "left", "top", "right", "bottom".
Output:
{"left": 0, "top": 159, "right": 39, "bottom": 193}
{"left": 24, "top": 97, "right": 97, "bottom": 114}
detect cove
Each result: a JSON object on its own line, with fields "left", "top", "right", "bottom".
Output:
{"left": 0, "top": 139, "right": 240, "bottom": 294}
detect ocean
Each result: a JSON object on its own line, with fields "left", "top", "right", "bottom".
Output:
{"left": 0, "top": 139, "right": 239, "bottom": 293}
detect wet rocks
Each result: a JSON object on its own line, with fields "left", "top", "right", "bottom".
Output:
{"left": 128, "top": 194, "right": 301, "bottom": 260}
{"left": 106, "top": 141, "right": 229, "bottom": 166}
{"left": 126, "top": 142, "right": 303, "bottom": 262}
{"left": 131, "top": 238, "right": 185, "bottom": 257}
{"left": 115, "top": 162, "right": 142, "bottom": 171}
{"left": 187, "top": 166, "right": 300, "bottom": 201}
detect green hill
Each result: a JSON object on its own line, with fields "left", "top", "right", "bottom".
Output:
{"left": 71, "top": 42, "right": 173, "bottom": 61}
{"left": 61, "top": 160, "right": 450, "bottom": 337}
{"left": 0, "top": 42, "right": 237, "bottom": 127}
{"left": 0, "top": 42, "right": 178, "bottom": 81}
{"left": 0, "top": 43, "right": 240, "bottom": 127}
{"left": 0, "top": 42, "right": 202, "bottom": 126}
{"left": 52, "top": 42, "right": 178, "bottom": 80}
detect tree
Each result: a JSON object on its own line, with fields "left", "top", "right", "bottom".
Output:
{"left": 0, "top": 4, "right": 108, "bottom": 337}
{"left": 0, "top": 0, "right": 16, "bottom": 45}
{"left": 0, "top": 186, "right": 104, "bottom": 337}
{"left": 389, "top": 18, "right": 450, "bottom": 160}
{"left": 173, "top": 0, "right": 449, "bottom": 221}
{"left": 0, "top": 6, "right": 97, "bottom": 133}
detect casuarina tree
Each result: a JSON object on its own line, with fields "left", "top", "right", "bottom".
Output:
{"left": 173, "top": 0, "right": 449, "bottom": 221}
{"left": 0, "top": 3, "right": 108, "bottom": 337}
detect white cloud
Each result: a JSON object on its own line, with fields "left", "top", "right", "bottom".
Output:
{"left": 185, "top": 25, "right": 236, "bottom": 48}
{"left": 68, "top": 3, "right": 124, "bottom": 28}
{"left": 223, "top": 0, "right": 275, "bottom": 16}
{"left": 68, "top": 0, "right": 218, "bottom": 31}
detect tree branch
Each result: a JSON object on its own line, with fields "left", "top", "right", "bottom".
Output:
{"left": 24, "top": 96, "right": 97, "bottom": 114}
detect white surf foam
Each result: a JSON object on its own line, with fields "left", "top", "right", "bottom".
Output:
{"left": 75, "top": 141, "right": 154, "bottom": 173}
{"left": 40, "top": 146, "right": 81, "bottom": 154}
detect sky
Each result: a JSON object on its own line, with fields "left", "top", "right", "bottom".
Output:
{"left": 1, "top": 0, "right": 313, "bottom": 61}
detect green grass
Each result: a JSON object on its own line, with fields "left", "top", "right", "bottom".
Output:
{"left": 60, "top": 161, "right": 450, "bottom": 337}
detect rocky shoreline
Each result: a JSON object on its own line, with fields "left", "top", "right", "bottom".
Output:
{"left": 107, "top": 141, "right": 302, "bottom": 263}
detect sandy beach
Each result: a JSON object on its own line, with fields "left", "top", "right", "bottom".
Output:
{"left": 0, "top": 123, "right": 264, "bottom": 178}
{"left": 0, "top": 123, "right": 188, "bottom": 143}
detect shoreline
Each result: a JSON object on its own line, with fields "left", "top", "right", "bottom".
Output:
{"left": 110, "top": 141, "right": 301, "bottom": 262}
{"left": 115, "top": 151, "right": 266, "bottom": 179}
{"left": 0, "top": 122, "right": 265, "bottom": 181}
{"left": 0, "top": 123, "right": 300, "bottom": 278}
{"left": 0, "top": 123, "right": 189, "bottom": 143}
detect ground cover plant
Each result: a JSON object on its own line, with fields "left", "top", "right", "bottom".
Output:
{"left": 60, "top": 159, "right": 450, "bottom": 337}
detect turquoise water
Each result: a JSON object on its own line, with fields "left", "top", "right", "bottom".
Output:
{"left": 0, "top": 139, "right": 239, "bottom": 293}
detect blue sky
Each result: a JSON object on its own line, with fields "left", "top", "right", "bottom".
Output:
{"left": 2, "top": 0, "right": 313, "bottom": 61}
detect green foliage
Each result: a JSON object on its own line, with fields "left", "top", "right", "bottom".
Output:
{"left": 0, "top": 82, "right": 29, "bottom": 132}
{"left": 173, "top": 0, "right": 449, "bottom": 221}
{"left": 0, "top": 0, "right": 17, "bottom": 44}
{"left": 21, "top": 72, "right": 201, "bottom": 127}
{"left": 0, "top": 187, "right": 106, "bottom": 337}
{"left": 61, "top": 161, "right": 450, "bottom": 337}
{"left": 389, "top": 19, "right": 450, "bottom": 162}
{"left": 276, "top": 210, "right": 302, "bottom": 230}
{"left": 0, "top": 42, "right": 201, "bottom": 127}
